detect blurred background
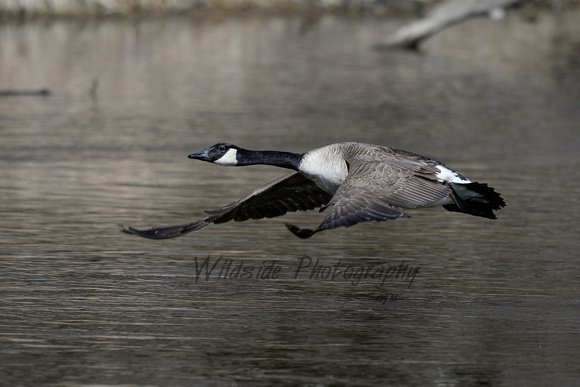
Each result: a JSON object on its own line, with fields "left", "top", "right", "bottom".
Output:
{"left": 1, "top": 1, "right": 579, "bottom": 385}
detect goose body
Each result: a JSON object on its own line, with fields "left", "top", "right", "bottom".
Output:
{"left": 122, "top": 142, "right": 505, "bottom": 239}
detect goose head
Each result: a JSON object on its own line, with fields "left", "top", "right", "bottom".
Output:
{"left": 188, "top": 143, "right": 241, "bottom": 166}
{"left": 189, "top": 143, "right": 302, "bottom": 170}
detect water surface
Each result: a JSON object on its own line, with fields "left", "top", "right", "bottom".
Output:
{"left": 1, "top": 10, "right": 579, "bottom": 386}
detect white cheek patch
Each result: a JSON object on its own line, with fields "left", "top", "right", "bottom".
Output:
{"left": 436, "top": 165, "right": 471, "bottom": 183}
{"left": 215, "top": 148, "right": 238, "bottom": 166}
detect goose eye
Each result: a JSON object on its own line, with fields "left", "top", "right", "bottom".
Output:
{"left": 219, "top": 145, "right": 226, "bottom": 152}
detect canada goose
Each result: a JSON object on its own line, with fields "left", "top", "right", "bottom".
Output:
{"left": 121, "top": 142, "right": 505, "bottom": 240}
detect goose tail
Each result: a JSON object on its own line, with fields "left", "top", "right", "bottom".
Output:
{"left": 443, "top": 182, "right": 505, "bottom": 219}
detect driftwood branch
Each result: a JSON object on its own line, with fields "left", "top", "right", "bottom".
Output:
{"left": 379, "top": 0, "right": 534, "bottom": 50}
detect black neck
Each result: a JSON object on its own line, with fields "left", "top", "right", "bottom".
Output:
{"left": 237, "top": 149, "right": 302, "bottom": 171}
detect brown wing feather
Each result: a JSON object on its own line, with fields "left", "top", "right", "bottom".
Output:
{"left": 121, "top": 172, "right": 332, "bottom": 239}
{"left": 288, "top": 154, "right": 451, "bottom": 238}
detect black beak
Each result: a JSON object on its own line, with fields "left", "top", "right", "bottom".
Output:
{"left": 188, "top": 149, "right": 211, "bottom": 161}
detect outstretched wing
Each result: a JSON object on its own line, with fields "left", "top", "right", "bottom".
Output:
{"left": 121, "top": 172, "right": 332, "bottom": 239}
{"left": 287, "top": 155, "right": 451, "bottom": 238}
{"left": 204, "top": 172, "right": 332, "bottom": 223}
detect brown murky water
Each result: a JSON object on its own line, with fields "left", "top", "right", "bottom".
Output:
{"left": 1, "top": 10, "right": 579, "bottom": 386}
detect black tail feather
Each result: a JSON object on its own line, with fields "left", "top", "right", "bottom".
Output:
{"left": 444, "top": 182, "right": 506, "bottom": 219}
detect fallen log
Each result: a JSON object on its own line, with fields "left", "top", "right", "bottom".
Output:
{"left": 378, "top": 0, "right": 534, "bottom": 50}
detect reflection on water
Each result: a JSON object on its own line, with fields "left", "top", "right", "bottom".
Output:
{"left": 1, "top": 9, "right": 579, "bottom": 386}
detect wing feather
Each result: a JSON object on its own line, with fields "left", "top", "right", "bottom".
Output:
{"left": 287, "top": 153, "right": 452, "bottom": 238}
{"left": 210, "top": 172, "right": 332, "bottom": 223}
{"left": 122, "top": 172, "right": 332, "bottom": 239}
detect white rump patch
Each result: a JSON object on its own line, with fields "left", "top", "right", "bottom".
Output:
{"left": 436, "top": 165, "right": 471, "bottom": 183}
{"left": 215, "top": 148, "right": 238, "bottom": 166}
